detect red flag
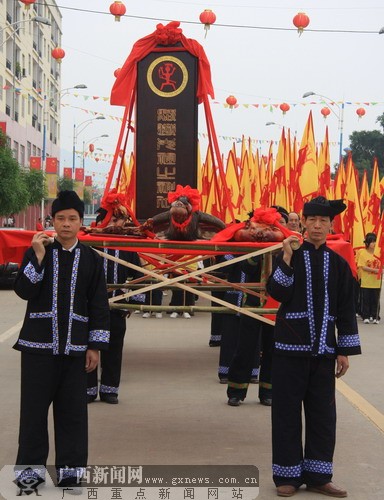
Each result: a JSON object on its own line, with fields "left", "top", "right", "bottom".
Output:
{"left": 84, "top": 175, "right": 92, "bottom": 187}
{"left": 75, "top": 168, "right": 84, "bottom": 182}
{"left": 63, "top": 168, "right": 72, "bottom": 179}
{"left": 30, "top": 156, "right": 41, "bottom": 170}
{"left": 45, "top": 157, "right": 58, "bottom": 174}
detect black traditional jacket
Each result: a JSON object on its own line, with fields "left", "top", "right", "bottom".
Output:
{"left": 14, "top": 240, "right": 110, "bottom": 356}
{"left": 266, "top": 241, "right": 361, "bottom": 358}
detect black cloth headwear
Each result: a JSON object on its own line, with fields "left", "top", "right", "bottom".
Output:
{"left": 51, "top": 190, "right": 84, "bottom": 218}
{"left": 271, "top": 205, "right": 289, "bottom": 223}
{"left": 303, "top": 196, "right": 346, "bottom": 219}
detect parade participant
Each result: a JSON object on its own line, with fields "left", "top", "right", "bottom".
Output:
{"left": 287, "top": 211, "right": 301, "bottom": 233}
{"left": 357, "top": 232, "right": 381, "bottom": 324}
{"left": 13, "top": 190, "right": 110, "bottom": 491}
{"left": 35, "top": 218, "right": 44, "bottom": 231}
{"left": 87, "top": 200, "right": 145, "bottom": 404}
{"left": 267, "top": 196, "right": 361, "bottom": 498}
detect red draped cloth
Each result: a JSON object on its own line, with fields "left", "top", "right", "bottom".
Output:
{"left": 110, "top": 21, "right": 214, "bottom": 106}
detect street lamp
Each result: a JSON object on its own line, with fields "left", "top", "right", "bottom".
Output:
{"left": 266, "top": 121, "right": 284, "bottom": 128}
{"left": 41, "top": 84, "right": 88, "bottom": 218}
{"left": 82, "top": 134, "right": 109, "bottom": 168}
{"left": 0, "top": 16, "right": 51, "bottom": 47}
{"left": 72, "top": 117, "right": 106, "bottom": 172}
{"left": 302, "top": 90, "right": 345, "bottom": 161}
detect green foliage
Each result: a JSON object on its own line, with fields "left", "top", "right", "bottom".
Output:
{"left": 22, "top": 169, "right": 45, "bottom": 206}
{"left": 348, "top": 128, "right": 384, "bottom": 181}
{"left": 0, "top": 132, "right": 29, "bottom": 216}
{"left": 58, "top": 177, "right": 74, "bottom": 192}
{"left": 83, "top": 188, "right": 92, "bottom": 205}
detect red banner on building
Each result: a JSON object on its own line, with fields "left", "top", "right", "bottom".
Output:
{"left": 75, "top": 168, "right": 84, "bottom": 182}
{"left": 63, "top": 168, "right": 72, "bottom": 179}
{"left": 84, "top": 175, "right": 92, "bottom": 187}
{"left": 0, "top": 122, "right": 6, "bottom": 135}
{"left": 46, "top": 157, "right": 58, "bottom": 174}
{"left": 30, "top": 156, "right": 42, "bottom": 170}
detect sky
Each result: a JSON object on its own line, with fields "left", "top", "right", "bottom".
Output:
{"left": 56, "top": 0, "right": 384, "bottom": 187}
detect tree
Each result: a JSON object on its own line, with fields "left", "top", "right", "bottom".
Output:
{"left": 0, "top": 132, "right": 29, "bottom": 216}
{"left": 348, "top": 113, "right": 384, "bottom": 181}
{"left": 58, "top": 177, "right": 74, "bottom": 192}
{"left": 23, "top": 169, "right": 45, "bottom": 206}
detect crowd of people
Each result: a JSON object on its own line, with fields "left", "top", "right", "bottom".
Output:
{"left": 12, "top": 187, "right": 382, "bottom": 497}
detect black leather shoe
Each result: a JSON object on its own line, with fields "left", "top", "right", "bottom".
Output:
{"left": 100, "top": 393, "right": 118, "bottom": 404}
{"left": 228, "top": 397, "right": 241, "bottom": 406}
{"left": 87, "top": 395, "right": 96, "bottom": 404}
{"left": 260, "top": 398, "right": 272, "bottom": 406}
{"left": 306, "top": 482, "right": 347, "bottom": 497}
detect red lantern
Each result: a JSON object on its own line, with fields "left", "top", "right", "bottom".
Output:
{"left": 95, "top": 157, "right": 100, "bottom": 162}
{"left": 114, "top": 68, "right": 121, "bottom": 78}
{"left": 321, "top": 107, "right": 331, "bottom": 119}
{"left": 356, "top": 107, "right": 366, "bottom": 118}
{"left": 51, "top": 47, "right": 65, "bottom": 63}
{"left": 280, "top": 103, "right": 290, "bottom": 115}
{"left": 89, "top": 144, "right": 95, "bottom": 153}
{"left": 20, "top": 0, "right": 36, "bottom": 9}
{"left": 110, "top": 1, "right": 126, "bottom": 22}
{"left": 199, "top": 9, "right": 216, "bottom": 38}
{"left": 226, "top": 95, "right": 237, "bottom": 109}
{"left": 293, "top": 12, "right": 310, "bottom": 36}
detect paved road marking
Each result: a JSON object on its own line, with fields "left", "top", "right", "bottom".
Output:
{"left": 0, "top": 321, "right": 22, "bottom": 343}
{"left": 337, "top": 378, "right": 384, "bottom": 434}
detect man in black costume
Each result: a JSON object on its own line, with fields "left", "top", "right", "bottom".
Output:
{"left": 13, "top": 190, "right": 110, "bottom": 491}
{"left": 267, "top": 196, "right": 361, "bottom": 498}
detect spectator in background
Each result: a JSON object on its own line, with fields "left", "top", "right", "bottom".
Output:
{"left": 357, "top": 232, "right": 381, "bottom": 324}
{"left": 287, "top": 211, "right": 301, "bottom": 233}
{"left": 36, "top": 218, "right": 44, "bottom": 231}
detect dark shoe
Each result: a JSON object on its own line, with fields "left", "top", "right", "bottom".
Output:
{"left": 276, "top": 485, "right": 297, "bottom": 497}
{"left": 260, "top": 398, "right": 272, "bottom": 406}
{"left": 250, "top": 377, "right": 259, "bottom": 384}
{"left": 219, "top": 378, "right": 228, "bottom": 384}
{"left": 87, "top": 395, "right": 96, "bottom": 404}
{"left": 306, "top": 482, "right": 347, "bottom": 498}
{"left": 100, "top": 393, "right": 118, "bottom": 404}
{"left": 228, "top": 397, "right": 241, "bottom": 407}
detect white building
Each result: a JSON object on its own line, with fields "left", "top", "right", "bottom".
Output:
{"left": 0, "top": 0, "right": 62, "bottom": 170}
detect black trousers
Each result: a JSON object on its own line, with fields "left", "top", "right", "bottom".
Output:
{"left": 88, "top": 312, "right": 126, "bottom": 395}
{"left": 361, "top": 287, "right": 381, "bottom": 320}
{"left": 272, "top": 355, "right": 336, "bottom": 488}
{"left": 16, "top": 352, "right": 88, "bottom": 475}
{"left": 227, "top": 315, "right": 261, "bottom": 398}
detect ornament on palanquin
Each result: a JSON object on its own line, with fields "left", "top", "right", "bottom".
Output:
{"left": 199, "top": 9, "right": 216, "bottom": 38}
{"left": 109, "top": 1, "right": 127, "bottom": 22}
{"left": 293, "top": 12, "right": 310, "bottom": 36}
{"left": 114, "top": 68, "right": 121, "bottom": 78}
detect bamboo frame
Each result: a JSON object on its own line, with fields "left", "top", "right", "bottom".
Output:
{"left": 94, "top": 242, "right": 282, "bottom": 326}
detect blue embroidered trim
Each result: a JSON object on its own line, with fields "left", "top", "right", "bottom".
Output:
{"left": 131, "top": 293, "right": 146, "bottom": 303}
{"left": 338, "top": 334, "right": 360, "bottom": 348}
{"left": 89, "top": 330, "right": 110, "bottom": 343}
{"left": 251, "top": 368, "right": 260, "bottom": 377}
{"left": 285, "top": 312, "right": 308, "bottom": 319}
{"left": 218, "top": 365, "right": 229, "bottom": 375}
{"left": 100, "top": 384, "right": 119, "bottom": 394}
{"left": 87, "top": 386, "right": 98, "bottom": 396}
{"left": 57, "top": 467, "right": 85, "bottom": 482}
{"left": 318, "top": 252, "right": 331, "bottom": 354}
{"left": 210, "top": 334, "right": 221, "bottom": 341}
{"left": 303, "top": 251, "right": 316, "bottom": 350}
{"left": 18, "top": 339, "right": 52, "bottom": 349}
{"left": 52, "top": 250, "right": 59, "bottom": 353}
{"left": 72, "top": 313, "right": 88, "bottom": 322}
{"left": 29, "top": 312, "right": 53, "bottom": 318}
{"left": 303, "top": 458, "right": 333, "bottom": 474}
{"left": 273, "top": 267, "right": 294, "bottom": 287}
{"left": 15, "top": 467, "right": 46, "bottom": 481}
{"left": 272, "top": 463, "right": 302, "bottom": 478}
{"left": 68, "top": 344, "right": 87, "bottom": 352}
{"left": 24, "top": 261, "right": 45, "bottom": 284}
{"left": 64, "top": 249, "right": 81, "bottom": 355}
{"left": 275, "top": 343, "right": 312, "bottom": 351}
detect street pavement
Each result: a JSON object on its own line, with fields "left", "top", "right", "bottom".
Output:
{"left": 0, "top": 287, "right": 383, "bottom": 499}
